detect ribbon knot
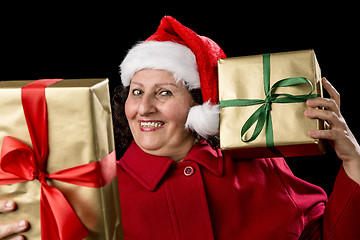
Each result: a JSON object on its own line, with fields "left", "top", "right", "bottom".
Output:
{"left": 219, "top": 53, "right": 319, "bottom": 149}
{"left": 35, "top": 170, "right": 47, "bottom": 184}
{"left": 264, "top": 95, "right": 273, "bottom": 110}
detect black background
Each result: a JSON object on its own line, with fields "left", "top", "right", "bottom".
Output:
{"left": 1, "top": 3, "right": 358, "bottom": 195}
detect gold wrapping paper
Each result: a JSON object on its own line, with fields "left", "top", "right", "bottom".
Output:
{"left": 218, "top": 50, "right": 325, "bottom": 159}
{"left": 0, "top": 79, "right": 123, "bottom": 239}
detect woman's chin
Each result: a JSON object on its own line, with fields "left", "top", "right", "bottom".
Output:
{"left": 135, "top": 137, "right": 164, "bottom": 153}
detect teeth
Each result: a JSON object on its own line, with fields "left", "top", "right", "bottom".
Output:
{"left": 140, "top": 122, "right": 164, "bottom": 128}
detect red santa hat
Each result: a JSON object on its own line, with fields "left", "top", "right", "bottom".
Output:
{"left": 120, "top": 16, "right": 226, "bottom": 139}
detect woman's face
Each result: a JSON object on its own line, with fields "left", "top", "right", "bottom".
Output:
{"left": 125, "top": 69, "right": 196, "bottom": 161}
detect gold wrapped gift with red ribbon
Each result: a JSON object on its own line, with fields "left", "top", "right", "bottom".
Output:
{"left": 0, "top": 79, "right": 123, "bottom": 240}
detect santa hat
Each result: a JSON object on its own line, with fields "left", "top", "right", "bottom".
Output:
{"left": 120, "top": 16, "right": 226, "bottom": 139}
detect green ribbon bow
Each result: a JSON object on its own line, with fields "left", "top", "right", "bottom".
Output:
{"left": 219, "top": 53, "right": 319, "bottom": 149}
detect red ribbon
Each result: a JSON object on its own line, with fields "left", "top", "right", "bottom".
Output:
{"left": 0, "top": 79, "right": 116, "bottom": 240}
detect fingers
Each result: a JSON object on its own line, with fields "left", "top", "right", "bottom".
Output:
{"left": 0, "top": 201, "right": 29, "bottom": 239}
{"left": 304, "top": 108, "right": 343, "bottom": 127}
{"left": 0, "top": 200, "right": 16, "bottom": 213}
{"left": 322, "top": 77, "right": 341, "bottom": 108}
{"left": 305, "top": 77, "right": 344, "bottom": 130}
{"left": 0, "top": 220, "right": 29, "bottom": 239}
{"left": 306, "top": 78, "right": 340, "bottom": 112}
{"left": 308, "top": 129, "right": 336, "bottom": 141}
{"left": 8, "top": 235, "right": 26, "bottom": 240}
{"left": 306, "top": 97, "right": 340, "bottom": 115}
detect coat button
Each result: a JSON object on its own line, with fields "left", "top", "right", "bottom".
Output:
{"left": 184, "top": 166, "right": 195, "bottom": 177}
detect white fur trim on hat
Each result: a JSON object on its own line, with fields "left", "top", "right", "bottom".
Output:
{"left": 185, "top": 101, "right": 220, "bottom": 139}
{"left": 120, "top": 41, "right": 200, "bottom": 89}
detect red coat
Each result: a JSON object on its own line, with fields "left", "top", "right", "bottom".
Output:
{"left": 117, "top": 141, "right": 360, "bottom": 239}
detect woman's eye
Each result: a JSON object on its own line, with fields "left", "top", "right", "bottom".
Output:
{"left": 159, "top": 90, "right": 172, "bottom": 97}
{"left": 132, "top": 89, "right": 142, "bottom": 95}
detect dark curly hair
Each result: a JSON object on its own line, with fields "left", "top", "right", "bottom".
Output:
{"left": 112, "top": 85, "right": 220, "bottom": 154}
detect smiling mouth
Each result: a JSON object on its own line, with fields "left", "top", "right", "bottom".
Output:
{"left": 139, "top": 121, "right": 165, "bottom": 130}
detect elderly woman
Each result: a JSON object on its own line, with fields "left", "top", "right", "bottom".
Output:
{"left": 2, "top": 16, "right": 360, "bottom": 240}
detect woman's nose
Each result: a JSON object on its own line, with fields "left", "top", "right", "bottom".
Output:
{"left": 138, "top": 94, "right": 157, "bottom": 116}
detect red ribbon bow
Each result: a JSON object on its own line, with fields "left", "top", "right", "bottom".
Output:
{"left": 0, "top": 79, "right": 116, "bottom": 240}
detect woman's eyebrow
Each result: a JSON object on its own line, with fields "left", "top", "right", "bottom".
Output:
{"left": 130, "top": 81, "right": 143, "bottom": 86}
{"left": 130, "top": 82, "right": 179, "bottom": 88}
{"left": 154, "top": 83, "right": 179, "bottom": 88}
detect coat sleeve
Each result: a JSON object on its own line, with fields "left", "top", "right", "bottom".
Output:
{"left": 271, "top": 158, "right": 326, "bottom": 239}
{"left": 322, "top": 166, "right": 360, "bottom": 239}
{"left": 271, "top": 158, "right": 360, "bottom": 239}
{"left": 279, "top": 159, "right": 360, "bottom": 239}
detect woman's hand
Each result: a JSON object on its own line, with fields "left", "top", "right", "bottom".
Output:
{"left": 0, "top": 200, "right": 29, "bottom": 240}
{"left": 305, "top": 77, "right": 360, "bottom": 184}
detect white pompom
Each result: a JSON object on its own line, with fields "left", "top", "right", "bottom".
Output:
{"left": 185, "top": 101, "right": 220, "bottom": 139}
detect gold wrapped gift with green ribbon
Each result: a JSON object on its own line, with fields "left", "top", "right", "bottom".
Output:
{"left": 218, "top": 50, "right": 325, "bottom": 159}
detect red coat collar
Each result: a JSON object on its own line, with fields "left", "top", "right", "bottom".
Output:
{"left": 119, "top": 141, "right": 224, "bottom": 191}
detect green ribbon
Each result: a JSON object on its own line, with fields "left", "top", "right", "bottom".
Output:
{"left": 219, "top": 53, "right": 319, "bottom": 148}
